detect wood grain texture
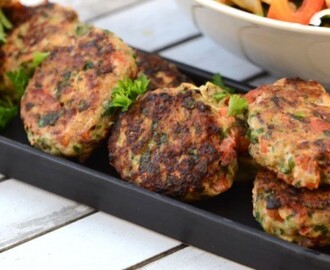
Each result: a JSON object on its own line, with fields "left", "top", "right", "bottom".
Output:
{"left": 92, "top": 0, "right": 199, "bottom": 52}
{"left": 0, "top": 212, "right": 179, "bottom": 270}
{"left": 141, "top": 246, "right": 252, "bottom": 270}
{"left": 0, "top": 179, "right": 93, "bottom": 252}
{"left": 0, "top": 0, "right": 274, "bottom": 269}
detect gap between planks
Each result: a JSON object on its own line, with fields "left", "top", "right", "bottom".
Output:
{"left": 152, "top": 33, "right": 202, "bottom": 54}
{"left": 124, "top": 243, "right": 188, "bottom": 270}
{"left": 0, "top": 207, "right": 97, "bottom": 253}
{"left": 85, "top": 0, "right": 153, "bottom": 23}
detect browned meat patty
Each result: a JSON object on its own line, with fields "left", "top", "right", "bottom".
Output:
{"left": 108, "top": 82, "right": 240, "bottom": 201}
{"left": 253, "top": 169, "right": 330, "bottom": 247}
{"left": 21, "top": 26, "right": 137, "bottom": 160}
{"left": 246, "top": 78, "right": 330, "bottom": 189}
{"left": 1, "top": 0, "right": 34, "bottom": 23}
{"left": 135, "top": 50, "right": 192, "bottom": 90}
{"left": 0, "top": 2, "right": 79, "bottom": 94}
{"left": 0, "top": 0, "right": 20, "bottom": 7}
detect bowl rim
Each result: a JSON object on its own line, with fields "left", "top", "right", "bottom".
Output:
{"left": 194, "top": 0, "right": 330, "bottom": 36}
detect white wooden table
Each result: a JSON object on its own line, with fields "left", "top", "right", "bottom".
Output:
{"left": 0, "top": 0, "right": 279, "bottom": 269}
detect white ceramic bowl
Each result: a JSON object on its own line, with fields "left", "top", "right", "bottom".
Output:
{"left": 176, "top": 0, "right": 330, "bottom": 89}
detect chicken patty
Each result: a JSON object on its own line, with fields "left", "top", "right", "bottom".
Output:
{"left": 1, "top": 0, "right": 31, "bottom": 25}
{"left": 135, "top": 50, "right": 192, "bottom": 90}
{"left": 246, "top": 78, "right": 330, "bottom": 189}
{"left": 0, "top": 2, "right": 79, "bottom": 93}
{"left": 253, "top": 169, "right": 330, "bottom": 247}
{"left": 108, "top": 82, "right": 240, "bottom": 200}
{"left": 0, "top": 0, "right": 20, "bottom": 7}
{"left": 21, "top": 26, "right": 137, "bottom": 160}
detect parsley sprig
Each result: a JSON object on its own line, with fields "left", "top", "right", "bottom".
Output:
{"left": 6, "top": 69, "right": 30, "bottom": 99}
{"left": 228, "top": 94, "right": 248, "bottom": 116}
{"left": 0, "top": 52, "right": 49, "bottom": 131}
{"left": 212, "top": 74, "right": 235, "bottom": 103}
{"left": 0, "top": 8, "right": 12, "bottom": 43}
{"left": 212, "top": 74, "right": 235, "bottom": 94}
{"left": 211, "top": 73, "right": 248, "bottom": 116}
{"left": 6, "top": 51, "right": 50, "bottom": 99}
{"left": 0, "top": 97, "right": 18, "bottom": 130}
{"left": 105, "top": 74, "right": 149, "bottom": 113}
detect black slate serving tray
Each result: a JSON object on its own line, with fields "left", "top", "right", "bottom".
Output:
{"left": 0, "top": 61, "right": 329, "bottom": 270}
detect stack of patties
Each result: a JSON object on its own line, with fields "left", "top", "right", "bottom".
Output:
{"left": 246, "top": 78, "right": 330, "bottom": 247}
{"left": 0, "top": 2, "right": 191, "bottom": 161}
{"left": 108, "top": 82, "right": 246, "bottom": 201}
{"left": 8, "top": 3, "right": 138, "bottom": 160}
{"left": 0, "top": 2, "right": 79, "bottom": 96}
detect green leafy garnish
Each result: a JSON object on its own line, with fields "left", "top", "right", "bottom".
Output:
{"left": 0, "top": 98, "right": 18, "bottom": 130}
{"left": 6, "top": 68, "right": 30, "bottom": 99}
{"left": 213, "top": 91, "right": 230, "bottom": 102}
{"left": 212, "top": 73, "right": 235, "bottom": 94}
{"left": 227, "top": 94, "right": 248, "bottom": 116}
{"left": 0, "top": 9, "right": 12, "bottom": 43}
{"left": 0, "top": 52, "right": 49, "bottom": 131}
{"left": 6, "top": 51, "right": 49, "bottom": 99}
{"left": 105, "top": 74, "right": 150, "bottom": 113}
{"left": 211, "top": 73, "right": 237, "bottom": 104}
{"left": 31, "top": 51, "right": 50, "bottom": 69}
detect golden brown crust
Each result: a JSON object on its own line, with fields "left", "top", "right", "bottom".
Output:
{"left": 21, "top": 27, "right": 137, "bottom": 159}
{"left": 108, "top": 83, "right": 238, "bottom": 200}
{"left": 255, "top": 169, "right": 330, "bottom": 211}
{"left": 253, "top": 169, "right": 330, "bottom": 247}
{"left": 0, "top": 3, "right": 79, "bottom": 93}
{"left": 0, "top": 0, "right": 21, "bottom": 7}
{"left": 247, "top": 78, "right": 330, "bottom": 189}
{"left": 135, "top": 50, "right": 192, "bottom": 90}
{"left": 1, "top": 1, "right": 31, "bottom": 26}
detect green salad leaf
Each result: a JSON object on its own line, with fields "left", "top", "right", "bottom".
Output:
{"left": 6, "top": 51, "right": 49, "bottom": 99}
{"left": 211, "top": 73, "right": 237, "bottom": 103}
{"left": 228, "top": 94, "right": 248, "bottom": 116}
{"left": 31, "top": 51, "right": 50, "bottom": 69}
{"left": 212, "top": 73, "right": 235, "bottom": 94}
{"left": 106, "top": 74, "right": 150, "bottom": 113}
{"left": 0, "top": 8, "right": 12, "bottom": 43}
{"left": 0, "top": 52, "right": 49, "bottom": 131}
{"left": 6, "top": 68, "right": 30, "bottom": 99}
{"left": 0, "top": 98, "right": 18, "bottom": 130}
{"left": 213, "top": 91, "right": 230, "bottom": 102}
{"left": 211, "top": 73, "right": 247, "bottom": 116}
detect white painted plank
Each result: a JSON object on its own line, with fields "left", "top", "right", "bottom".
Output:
{"left": 52, "top": 0, "right": 144, "bottom": 21}
{"left": 0, "top": 212, "right": 179, "bottom": 270}
{"left": 0, "top": 179, "right": 93, "bottom": 252}
{"left": 160, "top": 36, "right": 263, "bottom": 82}
{"left": 92, "top": 0, "right": 199, "bottom": 52}
{"left": 141, "top": 246, "right": 252, "bottom": 270}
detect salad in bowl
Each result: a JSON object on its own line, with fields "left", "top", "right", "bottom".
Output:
{"left": 176, "top": 0, "right": 330, "bottom": 89}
